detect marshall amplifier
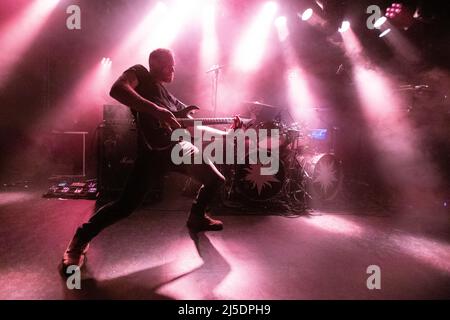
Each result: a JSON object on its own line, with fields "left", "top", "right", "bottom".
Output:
{"left": 96, "top": 105, "right": 171, "bottom": 201}
{"left": 97, "top": 105, "right": 138, "bottom": 196}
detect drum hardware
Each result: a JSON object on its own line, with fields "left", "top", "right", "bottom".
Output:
{"left": 220, "top": 119, "right": 289, "bottom": 203}
{"left": 281, "top": 139, "right": 312, "bottom": 207}
{"left": 218, "top": 118, "right": 343, "bottom": 209}
{"left": 243, "top": 101, "right": 279, "bottom": 109}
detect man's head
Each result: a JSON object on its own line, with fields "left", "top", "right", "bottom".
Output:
{"left": 149, "top": 48, "right": 175, "bottom": 83}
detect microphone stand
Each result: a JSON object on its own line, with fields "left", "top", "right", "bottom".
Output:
{"left": 206, "top": 65, "right": 223, "bottom": 117}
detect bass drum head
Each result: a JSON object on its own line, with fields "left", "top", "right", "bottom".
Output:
{"left": 235, "top": 152, "right": 285, "bottom": 201}
{"left": 299, "top": 153, "right": 343, "bottom": 201}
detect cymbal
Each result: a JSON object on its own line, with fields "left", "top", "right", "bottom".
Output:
{"left": 397, "top": 84, "right": 435, "bottom": 92}
{"left": 243, "top": 101, "right": 279, "bottom": 109}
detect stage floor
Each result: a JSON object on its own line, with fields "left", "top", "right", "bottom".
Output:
{"left": 0, "top": 188, "right": 449, "bottom": 300}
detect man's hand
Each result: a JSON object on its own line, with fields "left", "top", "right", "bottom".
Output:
{"left": 154, "top": 107, "right": 181, "bottom": 130}
{"left": 230, "top": 115, "right": 244, "bottom": 130}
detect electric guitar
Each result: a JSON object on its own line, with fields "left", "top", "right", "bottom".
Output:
{"left": 136, "top": 105, "right": 250, "bottom": 150}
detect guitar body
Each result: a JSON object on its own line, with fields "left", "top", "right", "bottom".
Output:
{"left": 136, "top": 105, "right": 249, "bottom": 150}
{"left": 136, "top": 105, "right": 199, "bottom": 150}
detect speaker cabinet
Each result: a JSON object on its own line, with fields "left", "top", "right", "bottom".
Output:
{"left": 97, "top": 122, "right": 137, "bottom": 195}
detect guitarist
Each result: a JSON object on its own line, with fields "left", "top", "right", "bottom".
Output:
{"left": 61, "top": 48, "right": 241, "bottom": 272}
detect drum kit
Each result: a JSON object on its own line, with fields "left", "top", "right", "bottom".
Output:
{"left": 219, "top": 101, "right": 343, "bottom": 209}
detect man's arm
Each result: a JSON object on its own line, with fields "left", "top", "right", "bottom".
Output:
{"left": 109, "top": 70, "right": 157, "bottom": 115}
{"left": 109, "top": 70, "right": 180, "bottom": 129}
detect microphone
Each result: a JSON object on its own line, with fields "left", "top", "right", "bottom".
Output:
{"left": 206, "top": 64, "right": 224, "bottom": 73}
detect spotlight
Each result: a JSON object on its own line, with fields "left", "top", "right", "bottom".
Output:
{"left": 263, "top": 1, "right": 278, "bottom": 15}
{"left": 274, "top": 16, "right": 287, "bottom": 28}
{"left": 385, "top": 2, "right": 403, "bottom": 19}
{"left": 232, "top": 1, "right": 279, "bottom": 71}
{"left": 379, "top": 28, "right": 391, "bottom": 37}
{"left": 374, "top": 16, "right": 387, "bottom": 29}
{"left": 274, "top": 16, "right": 288, "bottom": 41}
{"left": 384, "top": 2, "right": 415, "bottom": 30}
{"left": 155, "top": 1, "right": 168, "bottom": 12}
{"left": 338, "top": 20, "right": 350, "bottom": 33}
{"left": 295, "top": 1, "right": 325, "bottom": 26}
{"left": 0, "top": 0, "right": 60, "bottom": 88}
{"left": 101, "top": 57, "right": 112, "bottom": 67}
{"left": 300, "top": 8, "right": 313, "bottom": 21}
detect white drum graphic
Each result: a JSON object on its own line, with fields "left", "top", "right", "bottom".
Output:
{"left": 297, "top": 153, "right": 343, "bottom": 201}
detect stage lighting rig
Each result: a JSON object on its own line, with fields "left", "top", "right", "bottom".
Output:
{"left": 385, "top": 2, "right": 415, "bottom": 30}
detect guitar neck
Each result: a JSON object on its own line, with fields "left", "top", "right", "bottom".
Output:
{"left": 176, "top": 118, "right": 235, "bottom": 127}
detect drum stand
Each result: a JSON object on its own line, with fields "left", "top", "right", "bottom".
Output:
{"left": 218, "top": 138, "right": 245, "bottom": 208}
{"left": 218, "top": 133, "right": 312, "bottom": 211}
{"left": 281, "top": 137, "right": 312, "bottom": 208}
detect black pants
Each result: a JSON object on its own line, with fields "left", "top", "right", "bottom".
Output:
{"left": 75, "top": 141, "right": 224, "bottom": 242}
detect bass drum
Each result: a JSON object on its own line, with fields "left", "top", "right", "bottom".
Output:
{"left": 297, "top": 153, "right": 343, "bottom": 201}
{"left": 235, "top": 152, "right": 285, "bottom": 201}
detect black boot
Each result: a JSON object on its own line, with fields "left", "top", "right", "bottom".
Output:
{"left": 61, "top": 232, "right": 90, "bottom": 273}
{"left": 187, "top": 204, "right": 223, "bottom": 232}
